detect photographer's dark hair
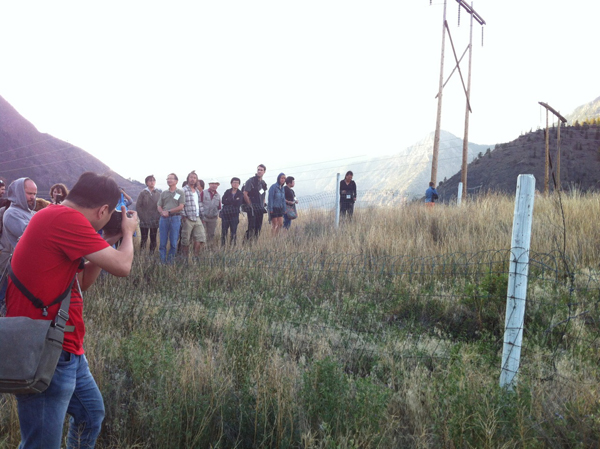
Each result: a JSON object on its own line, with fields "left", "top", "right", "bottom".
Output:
{"left": 145, "top": 175, "right": 155, "bottom": 185}
{"left": 285, "top": 176, "right": 294, "bottom": 185}
{"left": 258, "top": 164, "right": 266, "bottom": 171}
{"left": 49, "top": 183, "right": 68, "bottom": 199}
{"left": 66, "top": 172, "right": 120, "bottom": 211}
{"left": 345, "top": 171, "right": 353, "bottom": 177}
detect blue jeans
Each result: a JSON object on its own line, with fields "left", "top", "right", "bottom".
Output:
{"left": 16, "top": 350, "right": 105, "bottom": 449}
{"left": 159, "top": 215, "right": 181, "bottom": 263}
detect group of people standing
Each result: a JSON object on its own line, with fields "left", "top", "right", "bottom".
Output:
{"left": 0, "top": 166, "right": 440, "bottom": 449}
{"left": 134, "top": 164, "right": 298, "bottom": 263}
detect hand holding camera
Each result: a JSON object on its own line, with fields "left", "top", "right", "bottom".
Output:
{"left": 121, "top": 207, "right": 138, "bottom": 236}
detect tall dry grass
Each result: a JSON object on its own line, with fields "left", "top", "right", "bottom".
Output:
{"left": 1, "top": 191, "right": 600, "bottom": 448}
{"left": 271, "top": 190, "right": 600, "bottom": 265}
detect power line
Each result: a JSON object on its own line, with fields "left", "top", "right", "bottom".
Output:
{"left": 0, "top": 136, "right": 59, "bottom": 155}
{"left": 0, "top": 143, "right": 79, "bottom": 165}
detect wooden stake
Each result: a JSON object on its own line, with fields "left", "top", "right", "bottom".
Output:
{"left": 557, "top": 120, "right": 561, "bottom": 191}
{"left": 545, "top": 110, "right": 549, "bottom": 195}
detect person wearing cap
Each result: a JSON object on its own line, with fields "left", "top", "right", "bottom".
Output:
{"left": 220, "top": 177, "right": 244, "bottom": 246}
{"left": 200, "top": 179, "right": 221, "bottom": 247}
{"left": 180, "top": 171, "right": 206, "bottom": 257}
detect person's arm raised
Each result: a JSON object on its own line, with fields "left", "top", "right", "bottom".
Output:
{"left": 84, "top": 207, "right": 138, "bottom": 278}
{"left": 77, "top": 231, "right": 125, "bottom": 290}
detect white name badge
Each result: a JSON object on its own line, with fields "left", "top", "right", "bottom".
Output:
{"left": 259, "top": 188, "right": 265, "bottom": 195}
{"left": 173, "top": 193, "right": 181, "bottom": 201}
{"left": 346, "top": 194, "right": 351, "bottom": 199}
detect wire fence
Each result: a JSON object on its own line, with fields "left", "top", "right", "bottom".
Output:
{"left": 134, "top": 188, "right": 417, "bottom": 230}
{"left": 88, "top": 248, "right": 600, "bottom": 387}
{"left": 3, "top": 203, "right": 600, "bottom": 446}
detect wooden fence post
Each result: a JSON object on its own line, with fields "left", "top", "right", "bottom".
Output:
{"left": 335, "top": 173, "right": 341, "bottom": 228}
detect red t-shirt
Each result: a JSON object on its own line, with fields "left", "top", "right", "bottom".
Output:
{"left": 6, "top": 205, "right": 109, "bottom": 355}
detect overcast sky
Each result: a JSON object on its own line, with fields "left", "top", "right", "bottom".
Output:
{"left": 1, "top": 1, "right": 598, "bottom": 187}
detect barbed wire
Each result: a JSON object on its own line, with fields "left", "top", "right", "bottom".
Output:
{"left": 88, "top": 248, "right": 600, "bottom": 387}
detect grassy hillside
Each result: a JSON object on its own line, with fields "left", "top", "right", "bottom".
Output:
{"left": 438, "top": 123, "right": 600, "bottom": 198}
{"left": 2, "top": 192, "right": 600, "bottom": 448}
{"left": 0, "top": 95, "right": 144, "bottom": 200}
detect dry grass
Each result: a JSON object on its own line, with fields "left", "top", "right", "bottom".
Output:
{"left": 2, "top": 191, "right": 600, "bottom": 448}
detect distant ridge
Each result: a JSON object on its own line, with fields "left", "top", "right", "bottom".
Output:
{"left": 0, "top": 94, "right": 143, "bottom": 200}
{"left": 289, "top": 130, "right": 491, "bottom": 204}
{"left": 565, "top": 95, "right": 600, "bottom": 125}
{"left": 437, "top": 122, "right": 600, "bottom": 199}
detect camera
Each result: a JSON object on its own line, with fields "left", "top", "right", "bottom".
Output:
{"left": 101, "top": 209, "right": 133, "bottom": 234}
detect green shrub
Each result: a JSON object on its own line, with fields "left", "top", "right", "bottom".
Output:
{"left": 301, "top": 357, "right": 391, "bottom": 446}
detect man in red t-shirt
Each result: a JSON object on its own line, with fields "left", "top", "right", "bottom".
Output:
{"left": 6, "top": 172, "right": 138, "bottom": 449}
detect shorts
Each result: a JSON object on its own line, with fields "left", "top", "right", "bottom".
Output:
{"left": 181, "top": 218, "right": 206, "bottom": 245}
{"left": 270, "top": 207, "right": 284, "bottom": 218}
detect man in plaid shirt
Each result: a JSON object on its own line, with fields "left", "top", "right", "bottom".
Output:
{"left": 181, "top": 171, "right": 206, "bottom": 257}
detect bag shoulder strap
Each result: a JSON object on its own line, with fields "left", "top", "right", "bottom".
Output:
{"left": 7, "top": 264, "right": 75, "bottom": 319}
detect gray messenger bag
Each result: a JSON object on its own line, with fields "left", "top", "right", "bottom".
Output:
{"left": 0, "top": 265, "right": 75, "bottom": 394}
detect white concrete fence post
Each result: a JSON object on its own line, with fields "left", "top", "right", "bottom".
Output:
{"left": 500, "top": 174, "right": 536, "bottom": 389}
{"left": 457, "top": 182, "right": 463, "bottom": 206}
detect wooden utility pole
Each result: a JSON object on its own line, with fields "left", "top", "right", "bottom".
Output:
{"left": 430, "top": 0, "right": 485, "bottom": 192}
{"left": 431, "top": 0, "right": 448, "bottom": 187}
{"left": 538, "top": 102, "right": 567, "bottom": 194}
{"left": 461, "top": 2, "right": 474, "bottom": 199}
{"left": 458, "top": 1, "right": 485, "bottom": 199}
{"left": 557, "top": 120, "right": 561, "bottom": 191}
{"left": 545, "top": 109, "right": 549, "bottom": 194}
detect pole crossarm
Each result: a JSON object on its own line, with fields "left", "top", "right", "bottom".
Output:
{"left": 538, "top": 102, "right": 567, "bottom": 123}
{"left": 456, "top": 0, "right": 486, "bottom": 25}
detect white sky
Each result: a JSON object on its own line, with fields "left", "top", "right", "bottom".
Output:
{"left": 1, "top": 1, "right": 598, "bottom": 188}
